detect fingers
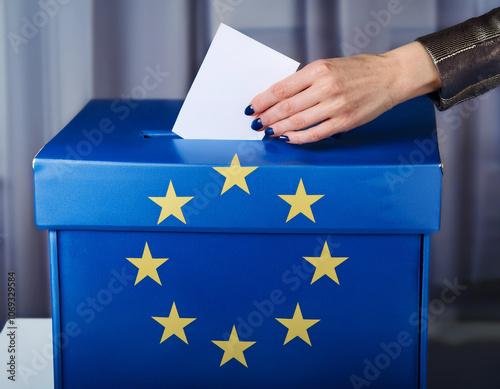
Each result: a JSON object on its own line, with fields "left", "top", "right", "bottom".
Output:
{"left": 266, "top": 102, "right": 334, "bottom": 137}
{"left": 281, "top": 119, "right": 345, "bottom": 144}
{"left": 257, "top": 90, "right": 321, "bottom": 130}
{"left": 249, "top": 67, "right": 313, "bottom": 114}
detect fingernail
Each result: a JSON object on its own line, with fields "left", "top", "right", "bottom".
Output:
{"left": 279, "top": 135, "right": 289, "bottom": 142}
{"left": 251, "top": 118, "right": 263, "bottom": 131}
{"left": 244, "top": 105, "right": 255, "bottom": 116}
{"left": 265, "top": 127, "right": 274, "bottom": 136}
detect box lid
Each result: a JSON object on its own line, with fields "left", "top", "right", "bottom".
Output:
{"left": 33, "top": 97, "right": 442, "bottom": 233}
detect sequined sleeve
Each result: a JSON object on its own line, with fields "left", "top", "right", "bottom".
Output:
{"left": 416, "top": 8, "right": 500, "bottom": 110}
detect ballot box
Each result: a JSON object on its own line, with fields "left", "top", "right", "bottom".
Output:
{"left": 33, "top": 97, "right": 441, "bottom": 389}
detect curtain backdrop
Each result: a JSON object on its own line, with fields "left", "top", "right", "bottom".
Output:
{"left": 1, "top": 0, "right": 499, "bottom": 324}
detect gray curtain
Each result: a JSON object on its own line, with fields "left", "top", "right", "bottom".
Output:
{"left": 1, "top": 0, "right": 499, "bottom": 324}
{"left": 1, "top": 0, "right": 93, "bottom": 322}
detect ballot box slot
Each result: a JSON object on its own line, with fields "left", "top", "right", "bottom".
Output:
{"left": 140, "top": 129, "right": 181, "bottom": 139}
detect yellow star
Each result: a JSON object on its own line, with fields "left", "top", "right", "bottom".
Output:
{"left": 212, "top": 154, "right": 258, "bottom": 194}
{"left": 126, "top": 242, "right": 169, "bottom": 286}
{"left": 278, "top": 179, "right": 324, "bottom": 222}
{"left": 152, "top": 302, "right": 196, "bottom": 344}
{"left": 149, "top": 180, "right": 193, "bottom": 224}
{"left": 212, "top": 326, "right": 256, "bottom": 367}
{"left": 303, "top": 241, "right": 348, "bottom": 285}
{"left": 275, "top": 303, "right": 320, "bottom": 346}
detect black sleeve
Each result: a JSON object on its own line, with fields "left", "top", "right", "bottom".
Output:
{"left": 416, "top": 8, "right": 500, "bottom": 111}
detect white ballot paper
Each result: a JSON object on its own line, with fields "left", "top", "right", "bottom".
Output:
{"left": 172, "top": 23, "right": 300, "bottom": 140}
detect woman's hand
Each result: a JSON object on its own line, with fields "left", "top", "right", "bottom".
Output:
{"left": 245, "top": 42, "right": 441, "bottom": 144}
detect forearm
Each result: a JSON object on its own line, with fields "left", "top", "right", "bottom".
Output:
{"left": 382, "top": 41, "right": 442, "bottom": 107}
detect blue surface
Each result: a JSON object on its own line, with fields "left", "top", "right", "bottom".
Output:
{"left": 420, "top": 235, "right": 431, "bottom": 389}
{"left": 49, "top": 231, "right": 62, "bottom": 389}
{"left": 33, "top": 97, "right": 442, "bottom": 233}
{"left": 57, "top": 231, "right": 422, "bottom": 389}
{"left": 33, "top": 97, "right": 442, "bottom": 388}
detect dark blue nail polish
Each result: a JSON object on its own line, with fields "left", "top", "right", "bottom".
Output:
{"left": 265, "top": 127, "right": 274, "bottom": 136}
{"left": 244, "top": 105, "right": 255, "bottom": 116}
{"left": 279, "top": 135, "right": 290, "bottom": 142}
{"left": 251, "top": 118, "right": 263, "bottom": 131}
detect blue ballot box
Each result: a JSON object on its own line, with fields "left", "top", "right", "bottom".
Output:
{"left": 34, "top": 97, "right": 442, "bottom": 389}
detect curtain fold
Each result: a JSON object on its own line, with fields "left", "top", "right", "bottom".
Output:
{"left": 303, "top": 0, "right": 342, "bottom": 61}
